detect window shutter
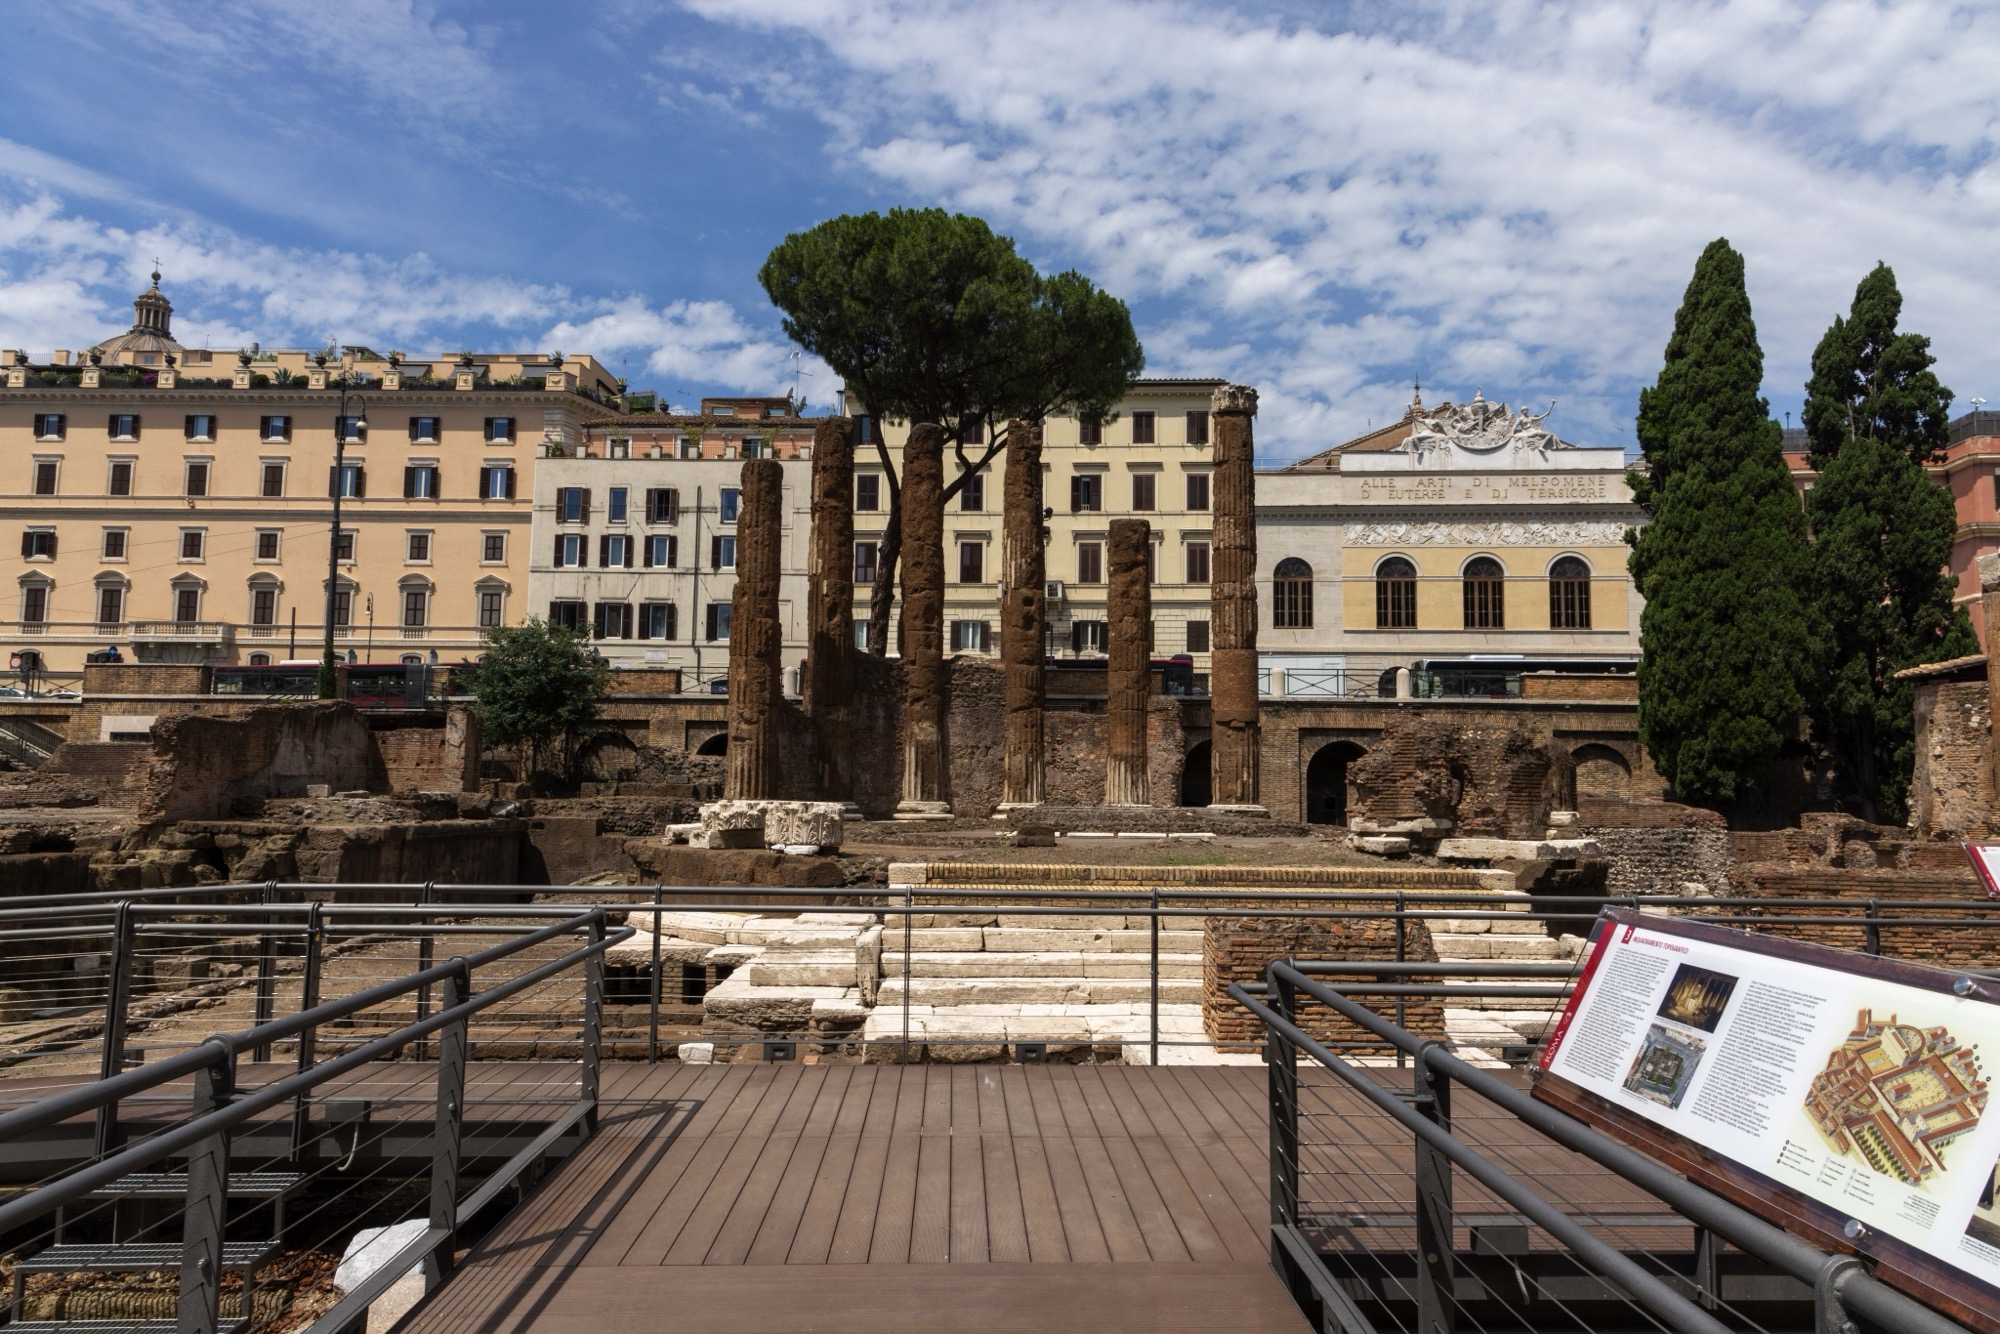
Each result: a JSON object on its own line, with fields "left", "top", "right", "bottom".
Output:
{"left": 279, "top": 415, "right": 291, "bottom": 441}
{"left": 598, "top": 535, "right": 609, "bottom": 567}
{"left": 980, "top": 622, "right": 991, "bottom": 653}
{"left": 581, "top": 488, "right": 592, "bottom": 522}
{"left": 553, "top": 536, "right": 564, "bottom": 566}
{"left": 667, "top": 487, "right": 679, "bottom": 522}
{"left": 504, "top": 467, "right": 517, "bottom": 500}
{"left": 642, "top": 538, "right": 654, "bottom": 569}
{"left": 107, "top": 413, "right": 120, "bottom": 436}
{"left": 667, "top": 535, "right": 678, "bottom": 568}
{"left": 624, "top": 540, "right": 634, "bottom": 569}
{"left": 353, "top": 466, "right": 365, "bottom": 498}
{"left": 638, "top": 606, "right": 652, "bottom": 639}
{"left": 483, "top": 418, "right": 495, "bottom": 441}
{"left": 408, "top": 416, "right": 420, "bottom": 442}
{"left": 184, "top": 415, "right": 196, "bottom": 440}
{"left": 128, "top": 415, "right": 140, "bottom": 439}
{"left": 18, "top": 533, "right": 28, "bottom": 559}
{"left": 1071, "top": 623, "right": 1083, "bottom": 652}
{"left": 1070, "top": 476, "right": 1082, "bottom": 512}
{"left": 403, "top": 467, "right": 417, "bottom": 499}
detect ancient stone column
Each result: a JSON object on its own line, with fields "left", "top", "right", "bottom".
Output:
{"left": 1209, "top": 384, "right": 1264, "bottom": 811}
{"left": 895, "top": 423, "right": 950, "bottom": 818}
{"left": 1981, "top": 553, "right": 2000, "bottom": 807}
{"left": 804, "top": 416, "right": 856, "bottom": 803}
{"left": 1000, "top": 419, "right": 1047, "bottom": 811}
{"left": 724, "top": 457, "right": 783, "bottom": 799}
{"left": 1106, "top": 518, "right": 1153, "bottom": 806}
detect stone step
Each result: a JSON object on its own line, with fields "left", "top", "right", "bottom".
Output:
{"left": 977, "top": 928, "right": 1205, "bottom": 953}
{"left": 1428, "top": 916, "right": 1549, "bottom": 935}
{"left": 862, "top": 1002, "right": 1206, "bottom": 1043}
{"left": 876, "top": 976, "right": 1205, "bottom": 1007}
{"left": 879, "top": 951, "right": 1202, "bottom": 979}
{"left": 747, "top": 952, "right": 860, "bottom": 987}
{"left": 1429, "top": 934, "right": 1576, "bottom": 961}
{"left": 1447, "top": 1007, "right": 1561, "bottom": 1041}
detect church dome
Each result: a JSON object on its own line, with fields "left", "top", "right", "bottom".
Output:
{"left": 90, "top": 271, "right": 184, "bottom": 363}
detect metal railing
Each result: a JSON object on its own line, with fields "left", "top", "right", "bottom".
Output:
{"left": 1232, "top": 959, "right": 1976, "bottom": 1334}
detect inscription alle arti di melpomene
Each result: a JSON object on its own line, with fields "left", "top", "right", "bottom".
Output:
{"left": 1357, "top": 474, "right": 1612, "bottom": 503}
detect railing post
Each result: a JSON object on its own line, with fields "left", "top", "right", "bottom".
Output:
{"left": 581, "top": 914, "right": 604, "bottom": 1133}
{"left": 1267, "top": 966, "right": 1301, "bottom": 1269}
{"left": 1395, "top": 891, "right": 1409, "bottom": 1068}
{"left": 1413, "top": 1042, "right": 1457, "bottom": 1334}
{"left": 1815, "top": 1253, "right": 1865, "bottom": 1334}
{"left": 425, "top": 963, "right": 470, "bottom": 1292}
{"left": 1149, "top": 886, "right": 1160, "bottom": 1067}
{"left": 1693, "top": 1224, "right": 1720, "bottom": 1310}
{"left": 178, "top": 1039, "right": 236, "bottom": 1334}
{"left": 93, "top": 901, "right": 136, "bottom": 1157}
{"left": 289, "top": 902, "right": 325, "bottom": 1163}
{"left": 648, "top": 883, "right": 663, "bottom": 1064}
{"left": 414, "top": 893, "right": 436, "bottom": 1062}
{"left": 251, "top": 881, "right": 278, "bottom": 1060}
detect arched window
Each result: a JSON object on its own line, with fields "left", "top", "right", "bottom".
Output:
{"left": 1272, "top": 558, "right": 1313, "bottom": 628}
{"left": 1549, "top": 556, "right": 1591, "bottom": 629}
{"left": 1463, "top": 556, "right": 1505, "bottom": 628}
{"left": 1375, "top": 557, "right": 1416, "bottom": 629}
{"left": 248, "top": 652, "right": 272, "bottom": 667}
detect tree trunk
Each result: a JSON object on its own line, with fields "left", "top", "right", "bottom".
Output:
{"left": 868, "top": 510, "right": 901, "bottom": 656}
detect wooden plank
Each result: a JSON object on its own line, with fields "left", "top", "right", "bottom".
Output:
{"left": 1065, "top": 1130, "right": 1153, "bottom": 1262}
{"left": 786, "top": 1130, "right": 863, "bottom": 1264}
{"left": 949, "top": 1125, "right": 991, "bottom": 1261}
{"left": 867, "top": 1105, "right": 922, "bottom": 1263}
{"left": 980, "top": 1131, "right": 1032, "bottom": 1263}
{"left": 1038, "top": 1131, "right": 1112, "bottom": 1263}
{"left": 659, "top": 1067, "right": 823, "bottom": 1265}
{"left": 826, "top": 1069, "right": 903, "bottom": 1263}
{"left": 909, "top": 1132, "right": 954, "bottom": 1263}
{"left": 1009, "top": 1131, "right": 1071, "bottom": 1263}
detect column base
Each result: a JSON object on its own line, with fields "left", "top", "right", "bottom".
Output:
{"left": 838, "top": 802, "right": 866, "bottom": 821}
{"left": 992, "top": 802, "right": 1042, "bottom": 820}
{"left": 1206, "top": 804, "right": 1270, "bottom": 817}
{"left": 893, "top": 801, "right": 954, "bottom": 821}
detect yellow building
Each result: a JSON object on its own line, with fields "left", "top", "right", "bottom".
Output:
{"left": 848, "top": 379, "right": 1224, "bottom": 670}
{"left": 0, "top": 274, "right": 623, "bottom": 682}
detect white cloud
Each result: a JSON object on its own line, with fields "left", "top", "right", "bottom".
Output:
{"left": 683, "top": 0, "right": 2000, "bottom": 457}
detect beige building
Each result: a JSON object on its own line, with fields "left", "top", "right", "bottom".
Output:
{"left": 1259, "top": 390, "right": 1644, "bottom": 697}
{"left": 848, "top": 379, "right": 1224, "bottom": 670}
{"left": 0, "top": 274, "right": 623, "bottom": 681}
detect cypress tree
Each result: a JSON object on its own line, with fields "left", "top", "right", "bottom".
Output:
{"left": 1802, "top": 264, "right": 1973, "bottom": 822}
{"left": 1629, "top": 239, "right": 1814, "bottom": 807}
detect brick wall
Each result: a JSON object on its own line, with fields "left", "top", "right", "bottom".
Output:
{"left": 1584, "top": 826, "right": 1734, "bottom": 895}
{"left": 1203, "top": 914, "right": 1442, "bottom": 1049}
{"left": 140, "top": 702, "right": 383, "bottom": 821}
{"left": 1704, "top": 869, "right": 2000, "bottom": 970}
{"left": 81, "top": 664, "right": 211, "bottom": 696}
{"left": 1520, "top": 673, "right": 1639, "bottom": 702}
{"left": 372, "top": 709, "right": 481, "bottom": 794}
{"left": 1908, "top": 677, "right": 1995, "bottom": 838}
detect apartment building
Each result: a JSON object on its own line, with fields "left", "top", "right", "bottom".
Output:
{"left": 0, "top": 274, "right": 621, "bottom": 679}
{"left": 848, "top": 379, "right": 1224, "bottom": 668}
{"left": 529, "top": 402, "right": 816, "bottom": 685}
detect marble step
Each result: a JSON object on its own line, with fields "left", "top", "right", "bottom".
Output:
{"left": 876, "top": 976, "right": 1205, "bottom": 1007}
{"left": 878, "top": 950, "right": 1202, "bottom": 979}
{"left": 1429, "top": 934, "right": 1578, "bottom": 961}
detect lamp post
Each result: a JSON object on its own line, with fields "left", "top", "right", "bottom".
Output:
{"left": 318, "top": 352, "right": 366, "bottom": 698}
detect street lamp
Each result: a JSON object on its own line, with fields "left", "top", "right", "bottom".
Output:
{"left": 318, "top": 352, "right": 367, "bottom": 698}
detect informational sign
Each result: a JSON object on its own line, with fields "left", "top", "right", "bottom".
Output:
{"left": 1536, "top": 909, "right": 2000, "bottom": 1331}
{"left": 1965, "top": 843, "right": 2000, "bottom": 900}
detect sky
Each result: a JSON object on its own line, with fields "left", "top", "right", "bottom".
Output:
{"left": 1, "top": 0, "right": 1996, "bottom": 462}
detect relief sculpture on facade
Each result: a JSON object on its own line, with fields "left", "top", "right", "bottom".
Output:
{"left": 1401, "top": 389, "right": 1565, "bottom": 465}
{"left": 1347, "top": 519, "right": 1630, "bottom": 547}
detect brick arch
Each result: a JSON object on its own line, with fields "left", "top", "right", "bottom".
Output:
{"left": 1571, "top": 742, "right": 1634, "bottom": 798}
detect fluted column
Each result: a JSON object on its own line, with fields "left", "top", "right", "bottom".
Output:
{"left": 724, "top": 458, "right": 783, "bottom": 799}
{"left": 1106, "top": 518, "right": 1152, "bottom": 806}
{"left": 1209, "top": 384, "right": 1264, "bottom": 811}
{"left": 1000, "top": 420, "right": 1047, "bottom": 810}
{"left": 895, "top": 423, "right": 950, "bottom": 817}
{"left": 804, "top": 416, "right": 856, "bottom": 803}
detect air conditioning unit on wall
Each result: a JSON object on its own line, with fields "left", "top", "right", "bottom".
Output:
{"left": 1044, "top": 580, "right": 1065, "bottom": 602}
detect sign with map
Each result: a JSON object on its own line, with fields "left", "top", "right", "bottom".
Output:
{"left": 1535, "top": 909, "right": 2000, "bottom": 1331}
{"left": 1964, "top": 842, "right": 2000, "bottom": 899}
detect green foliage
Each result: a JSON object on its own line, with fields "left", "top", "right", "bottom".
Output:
{"left": 1801, "top": 263, "right": 1953, "bottom": 468}
{"left": 1803, "top": 266, "right": 1972, "bottom": 821}
{"left": 464, "top": 618, "right": 609, "bottom": 785}
{"left": 1629, "top": 239, "right": 1815, "bottom": 807}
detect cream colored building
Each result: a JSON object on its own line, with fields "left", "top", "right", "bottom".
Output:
{"left": 1258, "top": 391, "right": 1644, "bottom": 697}
{"left": 848, "top": 379, "right": 1224, "bottom": 670}
{"left": 0, "top": 274, "right": 623, "bottom": 680}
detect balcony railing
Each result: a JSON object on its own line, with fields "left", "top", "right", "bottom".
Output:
{"left": 128, "top": 621, "right": 235, "bottom": 641}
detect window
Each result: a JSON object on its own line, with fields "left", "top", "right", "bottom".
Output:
{"left": 337, "top": 415, "right": 365, "bottom": 443}
{"left": 483, "top": 533, "right": 506, "bottom": 563}
{"left": 102, "top": 529, "right": 127, "bottom": 560}
{"left": 1076, "top": 541, "right": 1103, "bottom": 584}
{"left": 180, "top": 529, "right": 205, "bottom": 561}
{"left": 640, "top": 602, "right": 678, "bottom": 640}
{"left": 951, "top": 620, "right": 991, "bottom": 653}
{"left": 854, "top": 540, "right": 879, "bottom": 585}
{"left": 548, "top": 599, "right": 587, "bottom": 631}
{"left": 1070, "top": 474, "right": 1103, "bottom": 512}
{"left": 21, "top": 529, "right": 56, "bottom": 560}
{"left": 1185, "top": 410, "right": 1210, "bottom": 445}
{"left": 335, "top": 530, "right": 356, "bottom": 562}
{"left": 1079, "top": 417, "right": 1102, "bottom": 446}
{"left": 248, "top": 652, "right": 271, "bottom": 667}
{"left": 1186, "top": 472, "right": 1210, "bottom": 511}
{"left": 255, "top": 530, "right": 279, "bottom": 561}
{"left": 646, "top": 488, "right": 679, "bottom": 523}
{"left": 32, "top": 461, "right": 57, "bottom": 496}
{"left": 601, "top": 534, "right": 632, "bottom": 568}
{"left": 1071, "top": 620, "right": 1107, "bottom": 654}
{"left": 961, "top": 416, "right": 985, "bottom": 444}
{"left": 184, "top": 461, "right": 209, "bottom": 497}
{"left": 854, "top": 622, "right": 871, "bottom": 650}
{"left": 32, "top": 413, "right": 64, "bottom": 441}
{"left": 481, "top": 465, "right": 516, "bottom": 500}
{"left": 711, "top": 534, "right": 736, "bottom": 569}
{"left": 645, "top": 535, "right": 677, "bottom": 568}
{"left": 404, "top": 464, "right": 439, "bottom": 498}
{"left": 478, "top": 589, "right": 504, "bottom": 628}
{"left": 854, "top": 415, "right": 877, "bottom": 445}
{"left": 184, "top": 414, "right": 216, "bottom": 441}
{"left": 855, "top": 474, "right": 881, "bottom": 512}
{"left": 21, "top": 585, "right": 48, "bottom": 625}
{"left": 108, "top": 413, "right": 140, "bottom": 440}
{"left": 557, "top": 487, "right": 589, "bottom": 522}
{"left": 1463, "top": 556, "right": 1505, "bottom": 628}
{"left": 608, "top": 437, "right": 632, "bottom": 460}
{"left": 408, "top": 416, "right": 440, "bottom": 443}
{"left": 1185, "top": 541, "right": 1211, "bottom": 585}
{"left": 555, "top": 534, "right": 586, "bottom": 568}
{"left": 97, "top": 587, "right": 123, "bottom": 626}
{"left": 1376, "top": 556, "right": 1417, "bottom": 629}
{"left": 331, "top": 589, "right": 352, "bottom": 628}
{"left": 484, "top": 417, "right": 514, "bottom": 443}
{"left": 594, "top": 601, "right": 633, "bottom": 639}
{"left": 261, "top": 463, "right": 285, "bottom": 497}
{"left": 958, "top": 541, "right": 984, "bottom": 584}
{"left": 959, "top": 470, "right": 984, "bottom": 512}
{"left": 1185, "top": 619, "right": 1210, "bottom": 653}
{"left": 705, "top": 602, "right": 731, "bottom": 642}
{"left": 260, "top": 415, "right": 291, "bottom": 442}
{"left": 251, "top": 588, "right": 277, "bottom": 627}
{"left": 407, "top": 532, "right": 431, "bottom": 563}
{"left": 720, "top": 487, "right": 740, "bottom": 523}
{"left": 1131, "top": 473, "right": 1156, "bottom": 512}
{"left": 609, "top": 487, "right": 628, "bottom": 523}
{"left": 1549, "top": 556, "right": 1592, "bottom": 629}
{"left": 108, "top": 461, "right": 133, "bottom": 496}
{"left": 174, "top": 587, "right": 200, "bottom": 623}
{"left": 1131, "top": 411, "right": 1156, "bottom": 444}
{"left": 402, "top": 588, "right": 429, "bottom": 628}
{"left": 1273, "top": 557, "right": 1313, "bottom": 628}
{"left": 330, "top": 464, "right": 364, "bottom": 498}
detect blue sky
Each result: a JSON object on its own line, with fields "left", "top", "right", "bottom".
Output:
{"left": 2, "top": 0, "right": 1997, "bottom": 461}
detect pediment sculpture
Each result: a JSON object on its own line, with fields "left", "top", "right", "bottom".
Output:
{"left": 1402, "top": 389, "right": 1565, "bottom": 462}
